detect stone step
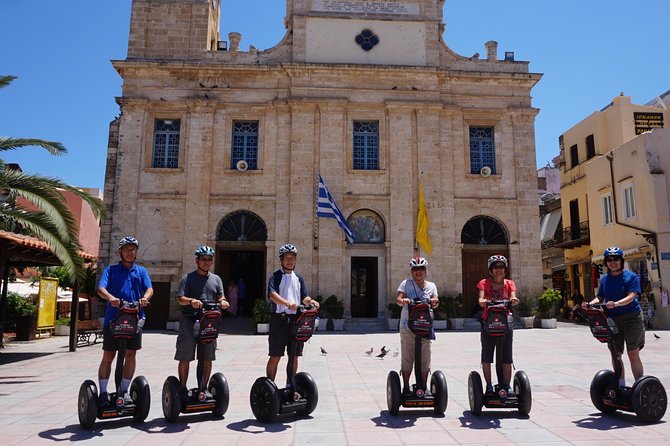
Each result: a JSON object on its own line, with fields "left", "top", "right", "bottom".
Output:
{"left": 342, "top": 317, "right": 387, "bottom": 333}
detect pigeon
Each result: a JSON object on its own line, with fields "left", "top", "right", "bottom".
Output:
{"left": 393, "top": 349, "right": 399, "bottom": 357}
{"left": 365, "top": 347, "right": 373, "bottom": 356}
{"left": 381, "top": 345, "right": 388, "bottom": 354}
{"left": 654, "top": 333, "right": 661, "bottom": 339}
{"left": 376, "top": 350, "right": 387, "bottom": 359}
{"left": 320, "top": 347, "right": 328, "bottom": 355}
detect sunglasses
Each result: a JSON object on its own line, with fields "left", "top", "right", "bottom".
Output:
{"left": 411, "top": 267, "right": 426, "bottom": 272}
{"left": 605, "top": 257, "right": 620, "bottom": 263}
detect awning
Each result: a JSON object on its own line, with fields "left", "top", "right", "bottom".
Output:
{"left": 540, "top": 210, "right": 561, "bottom": 242}
{"left": 592, "top": 246, "right": 647, "bottom": 263}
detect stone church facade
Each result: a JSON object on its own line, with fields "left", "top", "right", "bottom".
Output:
{"left": 100, "top": 0, "right": 543, "bottom": 329}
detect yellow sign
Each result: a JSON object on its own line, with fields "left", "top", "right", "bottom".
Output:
{"left": 37, "top": 277, "right": 58, "bottom": 330}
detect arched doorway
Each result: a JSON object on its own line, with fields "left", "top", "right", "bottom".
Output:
{"left": 461, "top": 216, "right": 509, "bottom": 316}
{"left": 216, "top": 211, "right": 267, "bottom": 324}
{"left": 348, "top": 209, "right": 385, "bottom": 318}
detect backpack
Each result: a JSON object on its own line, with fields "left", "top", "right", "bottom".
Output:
{"left": 586, "top": 307, "right": 618, "bottom": 343}
{"left": 293, "top": 308, "right": 318, "bottom": 342}
{"left": 484, "top": 303, "right": 508, "bottom": 337}
{"left": 196, "top": 307, "right": 222, "bottom": 343}
{"left": 408, "top": 303, "right": 433, "bottom": 338}
{"left": 110, "top": 306, "right": 139, "bottom": 339}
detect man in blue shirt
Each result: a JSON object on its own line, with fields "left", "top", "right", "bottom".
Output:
{"left": 96, "top": 236, "right": 153, "bottom": 404}
{"left": 587, "top": 246, "right": 644, "bottom": 388}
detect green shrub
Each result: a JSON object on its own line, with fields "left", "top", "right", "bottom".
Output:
{"left": 441, "top": 294, "right": 465, "bottom": 318}
{"left": 387, "top": 302, "right": 402, "bottom": 319}
{"left": 516, "top": 295, "right": 538, "bottom": 317}
{"left": 537, "top": 289, "right": 563, "bottom": 318}
{"left": 252, "top": 299, "right": 270, "bottom": 324}
{"left": 56, "top": 316, "right": 71, "bottom": 327}
{"left": 320, "top": 294, "right": 344, "bottom": 319}
{"left": 4, "top": 292, "right": 37, "bottom": 331}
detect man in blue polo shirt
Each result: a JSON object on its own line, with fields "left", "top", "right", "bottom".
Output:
{"left": 96, "top": 236, "right": 153, "bottom": 404}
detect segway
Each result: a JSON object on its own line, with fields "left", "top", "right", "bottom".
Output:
{"left": 386, "top": 302, "right": 448, "bottom": 415}
{"left": 586, "top": 304, "right": 667, "bottom": 423}
{"left": 468, "top": 299, "right": 531, "bottom": 415}
{"left": 249, "top": 305, "right": 319, "bottom": 423}
{"left": 163, "top": 302, "right": 230, "bottom": 422}
{"left": 78, "top": 301, "right": 151, "bottom": 429}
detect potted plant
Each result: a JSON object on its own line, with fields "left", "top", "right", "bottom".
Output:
{"left": 252, "top": 299, "right": 271, "bottom": 334}
{"left": 515, "top": 296, "right": 538, "bottom": 329}
{"left": 387, "top": 302, "right": 401, "bottom": 331}
{"left": 55, "top": 316, "right": 71, "bottom": 336}
{"left": 537, "top": 289, "right": 562, "bottom": 329}
{"left": 443, "top": 294, "right": 466, "bottom": 330}
{"left": 319, "top": 294, "right": 345, "bottom": 331}
{"left": 10, "top": 293, "right": 38, "bottom": 341}
{"left": 432, "top": 296, "right": 448, "bottom": 330}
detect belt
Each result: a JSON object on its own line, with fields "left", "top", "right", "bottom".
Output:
{"left": 272, "top": 313, "right": 294, "bottom": 321}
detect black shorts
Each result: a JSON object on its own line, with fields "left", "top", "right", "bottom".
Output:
{"left": 268, "top": 313, "right": 304, "bottom": 357}
{"left": 480, "top": 326, "right": 513, "bottom": 364}
{"left": 102, "top": 324, "right": 142, "bottom": 351}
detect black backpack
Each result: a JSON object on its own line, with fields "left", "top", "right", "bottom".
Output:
{"left": 408, "top": 303, "right": 433, "bottom": 338}
{"left": 196, "top": 307, "right": 222, "bottom": 343}
{"left": 111, "top": 306, "right": 139, "bottom": 339}
{"left": 484, "top": 304, "right": 508, "bottom": 337}
{"left": 293, "top": 308, "right": 318, "bottom": 342}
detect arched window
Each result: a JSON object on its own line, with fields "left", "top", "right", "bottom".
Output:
{"left": 461, "top": 216, "right": 508, "bottom": 245}
{"left": 217, "top": 211, "right": 267, "bottom": 242}
{"left": 347, "top": 210, "right": 385, "bottom": 244}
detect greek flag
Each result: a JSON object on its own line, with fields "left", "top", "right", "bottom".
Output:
{"left": 317, "top": 174, "right": 355, "bottom": 244}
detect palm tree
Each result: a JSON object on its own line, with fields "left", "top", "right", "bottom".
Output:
{"left": 0, "top": 75, "right": 105, "bottom": 284}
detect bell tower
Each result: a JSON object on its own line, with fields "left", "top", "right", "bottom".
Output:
{"left": 127, "top": 0, "right": 221, "bottom": 60}
{"left": 285, "top": 0, "right": 445, "bottom": 66}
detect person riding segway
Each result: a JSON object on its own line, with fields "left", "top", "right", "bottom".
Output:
{"left": 78, "top": 300, "right": 151, "bottom": 428}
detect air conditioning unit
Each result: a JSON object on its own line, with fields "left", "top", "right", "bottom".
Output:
{"left": 480, "top": 166, "right": 492, "bottom": 177}
{"left": 236, "top": 160, "right": 248, "bottom": 172}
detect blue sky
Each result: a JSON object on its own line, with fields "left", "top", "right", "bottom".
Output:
{"left": 1, "top": 0, "right": 668, "bottom": 190}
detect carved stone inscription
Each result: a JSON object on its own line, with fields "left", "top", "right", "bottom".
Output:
{"left": 312, "top": 0, "right": 420, "bottom": 16}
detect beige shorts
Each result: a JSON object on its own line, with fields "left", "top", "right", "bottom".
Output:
{"left": 400, "top": 326, "right": 431, "bottom": 375}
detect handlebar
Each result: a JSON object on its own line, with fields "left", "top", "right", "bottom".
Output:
{"left": 487, "top": 299, "right": 511, "bottom": 307}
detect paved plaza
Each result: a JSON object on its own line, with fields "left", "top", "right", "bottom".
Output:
{"left": 1, "top": 322, "right": 669, "bottom": 445}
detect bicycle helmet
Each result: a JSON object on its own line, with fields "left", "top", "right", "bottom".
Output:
{"left": 278, "top": 243, "right": 298, "bottom": 257}
{"left": 603, "top": 246, "right": 624, "bottom": 259}
{"left": 409, "top": 256, "right": 428, "bottom": 269}
{"left": 194, "top": 245, "right": 215, "bottom": 258}
{"left": 118, "top": 236, "right": 139, "bottom": 249}
{"left": 487, "top": 254, "right": 508, "bottom": 271}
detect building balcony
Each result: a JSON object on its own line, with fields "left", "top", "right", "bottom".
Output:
{"left": 555, "top": 221, "right": 590, "bottom": 249}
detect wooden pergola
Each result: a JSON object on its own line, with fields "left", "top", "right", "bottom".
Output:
{"left": 0, "top": 230, "right": 95, "bottom": 351}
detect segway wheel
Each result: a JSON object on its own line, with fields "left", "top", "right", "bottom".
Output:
{"left": 430, "top": 370, "right": 448, "bottom": 415}
{"left": 294, "top": 372, "right": 319, "bottom": 416}
{"left": 210, "top": 372, "right": 230, "bottom": 418}
{"left": 590, "top": 370, "right": 617, "bottom": 414}
{"left": 514, "top": 370, "right": 532, "bottom": 415}
{"left": 130, "top": 375, "right": 151, "bottom": 422}
{"left": 386, "top": 371, "right": 401, "bottom": 415}
{"left": 162, "top": 376, "right": 182, "bottom": 423}
{"left": 250, "top": 377, "right": 280, "bottom": 423}
{"left": 467, "top": 371, "right": 484, "bottom": 415}
{"left": 78, "top": 380, "right": 98, "bottom": 429}
{"left": 631, "top": 376, "right": 667, "bottom": 423}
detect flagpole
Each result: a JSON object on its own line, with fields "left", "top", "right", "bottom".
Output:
{"left": 314, "top": 173, "right": 319, "bottom": 249}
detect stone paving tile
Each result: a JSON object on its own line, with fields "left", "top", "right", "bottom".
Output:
{"left": 1, "top": 322, "right": 669, "bottom": 445}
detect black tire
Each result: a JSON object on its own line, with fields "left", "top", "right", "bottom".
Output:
{"left": 386, "top": 371, "right": 401, "bottom": 415}
{"left": 130, "top": 375, "right": 151, "bottom": 422}
{"left": 631, "top": 376, "right": 667, "bottom": 423}
{"left": 514, "top": 370, "right": 532, "bottom": 415}
{"left": 431, "top": 370, "right": 448, "bottom": 415}
{"left": 590, "top": 369, "right": 617, "bottom": 414}
{"left": 468, "top": 371, "right": 484, "bottom": 415}
{"left": 250, "top": 377, "right": 280, "bottom": 423}
{"left": 78, "top": 380, "right": 98, "bottom": 429}
{"left": 162, "top": 376, "right": 182, "bottom": 423}
{"left": 294, "top": 372, "right": 319, "bottom": 416}
{"left": 210, "top": 373, "right": 230, "bottom": 418}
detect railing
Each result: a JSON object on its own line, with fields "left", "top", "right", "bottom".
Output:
{"left": 555, "top": 221, "right": 590, "bottom": 248}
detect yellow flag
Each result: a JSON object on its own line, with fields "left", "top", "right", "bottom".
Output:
{"left": 416, "top": 177, "right": 432, "bottom": 254}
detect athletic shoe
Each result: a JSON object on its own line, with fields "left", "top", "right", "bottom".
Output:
{"left": 506, "top": 386, "right": 516, "bottom": 398}
{"left": 122, "top": 392, "right": 133, "bottom": 405}
{"left": 485, "top": 384, "right": 494, "bottom": 396}
{"left": 179, "top": 388, "right": 190, "bottom": 402}
{"left": 403, "top": 387, "right": 412, "bottom": 396}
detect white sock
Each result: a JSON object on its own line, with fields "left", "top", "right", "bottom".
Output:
{"left": 99, "top": 379, "right": 108, "bottom": 394}
{"left": 619, "top": 379, "right": 626, "bottom": 387}
{"left": 121, "top": 378, "right": 131, "bottom": 393}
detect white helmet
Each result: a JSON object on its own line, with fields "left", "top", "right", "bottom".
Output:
{"left": 487, "top": 254, "right": 508, "bottom": 271}
{"left": 278, "top": 243, "right": 298, "bottom": 257}
{"left": 409, "top": 256, "right": 428, "bottom": 269}
{"left": 118, "top": 236, "right": 139, "bottom": 249}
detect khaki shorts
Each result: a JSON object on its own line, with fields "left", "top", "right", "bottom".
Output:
{"left": 613, "top": 311, "right": 645, "bottom": 353}
{"left": 174, "top": 316, "right": 217, "bottom": 361}
{"left": 400, "top": 326, "right": 431, "bottom": 375}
